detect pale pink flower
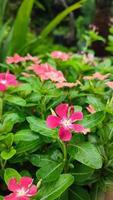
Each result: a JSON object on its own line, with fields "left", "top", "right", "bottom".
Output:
{"left": 105, "top": 81, "right": 113, "bottom": 89}
{"left": 83, "top": 72, "right": 110, "bottom": 81}
{"left": 86, "top": 104, "right": 96, "bottom": 114}
{"left": 28, "top": 63, "right": 66, "bottom": 82}
{"left": 83, "top": 75, "right": 94, "bottom": 80}
{"left": 21, "top": 72, "right": 32, "bottom": 78}
{"left": 51, "top": 51, "right": 70, "bottom": 61}
{"left": 24, "top": 54, "right": 41, "bottom": 64}
{"left": 4, "top": 177, "right": 37, "bottom": 200}
{"left": 93, "top": 72, "right": 110, "bottom": 80}
{"left": 0, "top": 71, "right": 18, "bottom": 91}
{"left": 55, "top": 80, "right": 81, "bottom": 88}
{"left": 83, "top": 53, "right": 96, "bottom": 66}
{"left": 89, "top": 24, "right": 98, "bottom": 32}
{"left": 46, "top": 103, "right": 87, "bottom": 142}
{"left": 6, "top": 54, "right": 25, "bottom": 64}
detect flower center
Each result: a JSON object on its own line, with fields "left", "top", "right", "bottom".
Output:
{"left": 48, "top": 72, "right": 57, "bottom": 79}
{"left": 0, "top": 80, "right": 7, "bottom": 85}
{"left": 61, "top": 118, "right": 71, "bottom": 128}
{"left": 17, "top": 188, "right": 26, "bottom": 197}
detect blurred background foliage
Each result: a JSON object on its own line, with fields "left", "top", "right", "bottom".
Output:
{"left": 0, "top": 0, "right": 113, "bottom": 62}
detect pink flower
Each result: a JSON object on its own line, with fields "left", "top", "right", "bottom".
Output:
{"left": 0, "top": 71, "right": 18, "bottom": 91}
{"left": 24, "top": 54, "right": 41, "bottom": 64}
{"left": 4, "top": 177, "right": 37, "bottom": 200}
{"left": 51, "top": 51, "right": 70, "bottom": 61}
{"left": 21, "top": 72, "right": 32, "bottom": 78}
{"left": 82, "top": 53, "right": 96, "bottom": 66}
{"left": 6, "top": 54, "right": 25, "bottom": 64}
{"left": 105, "top": 81, "right": 113, "bottom": 89}
{"left": 46, "top": 103, "right": 87, "bottom": 141}
{"left": 93, "top": 72, "right": 110, "bottom": 80}
{"left": 55, "top": 80, "right": 81, "bottom": 88}
{"left": 86, "top": 104, "right": 96, "bottom": 114}
{"left": 83, "top": 75, "right": 93, "bottom": 80}
{"left": 83, "top": 72, "right": 110, "bottom": 81}
{"left": 28, "top": 63, "right": 66, "bottom": 82}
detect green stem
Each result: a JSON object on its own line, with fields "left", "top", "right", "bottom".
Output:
{"left": 0, "top": 98, "right": 3, "bottom": 120}
{"left": 58, "top": 139, "right": 67, "bottom": 172}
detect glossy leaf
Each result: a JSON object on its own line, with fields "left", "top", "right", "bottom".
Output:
{"left": 27, "top": 116, "right": 57, "bottom": 138}
{"left": 69, "top": 186, "right": 90, "bottom": 200}
{"left": 4, "top": 168, "right": 21, "bottom": 185}
{"left": 36, "top": 174, "right": 74, "bottom": 200}
{"left": 68, "top": 142, "right": 102, "bottom": 169}
{"left": 81, "top": 111, "right": 105, "bottom": 128}
{"left": 1, "top": 147, "right": 16, "bottom": 160}
{"left": 14, "top": 129, "right": 39, "bottom": 142}
{"left": 36, "top": 162, "right": 64, "bottom": 183}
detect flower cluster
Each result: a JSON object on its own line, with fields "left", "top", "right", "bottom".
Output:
{"left": 28, "top": 62, "right": 79, "bottom": 88}
{"left": 83, "top": 72, "right": 110, "bottom": 81}
{"left": 28, "top": 63, "right": 66, "bottom": 82}
{"left": 6, "top": 53, "right": 40, "bottom": 64}
{"left": 51, "top": 51, "right": 71, "bottom": 61}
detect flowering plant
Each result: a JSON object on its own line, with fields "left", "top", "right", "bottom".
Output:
{"left": 0, "top": 51, "right": 113, "bottom": 200}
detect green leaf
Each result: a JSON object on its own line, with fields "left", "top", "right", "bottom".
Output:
{"left": 30, "top": 154, "right": 56, "bottom": 167}
{"left": 1, "top": 147, "right": 16, "bottom": 160}
{"left": 4, "top": 95, "right": 26, "bottom": 106}
{"left": 16, "top": 140, "right": 41, "bottom": 154}
{"left": 14, "top": 129, "right": 39, "bottom": 142}
{"left": 68, "top": 142, "right": 102, "bottom": 169}
{"left": 27, "top": 116, "right": 57, "bottom": 138}
{"left": 81, "top": 111, "right": 105, "bottom": 128}
{"left": 86, "top": 96, "right": 104, "bottom": 111}
{"left": 35, "top": 1, "right": 45, "bottom": 11}
{"left": 71, "top": 163, "right": 94, "bottom": 184}
{"left": 36, "top": 174, "right": 74, "bottom": 200}
{"left": 8, "top": 0, "right": 35, "bottom": 54}
{"left": 40, "top": 0, "right": 85, "bottom": 38}
{"left": 36, "top": 162, "right": 64, "bottom": 183}
{"left": 69, "top": 186, "right": 90, "bottom": 200}
{"left": 0, "top": 0, "right": 8, "bottom": 22}
{"left": 4, "top": 168, "right": 21, "bottom": 185}
{"left": 0, "top": 113, "right": 24, "bottom": 134}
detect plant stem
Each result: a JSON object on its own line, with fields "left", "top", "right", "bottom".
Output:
{"left": 58, "top": 139, "right": 67, "bottom": 172}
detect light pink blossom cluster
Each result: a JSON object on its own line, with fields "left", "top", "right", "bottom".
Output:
{"left": 4, "top": 177, "right": 37, "bottom": 200}
{"left": 0, "top": 71, "right": 18, "bottom": 91}
{"left": 28, "top": 63, "right": 78, "bottom": 88}
{"left": 6, "top": 54, "right": 40, "bottom": 64}
{"left": 82, "top": 53, "right": 96, "bottom": 66}
{"left": 51, "top": 51, "right": 71, "bottom": 61}
{"left": 83, "top": 72, "right": 110, "bottom": 81}
{"left": 105, "top": 81, "right": 113, "bottom": 89}
{"left": 46, "top": 103, "right": 89, "bottom": 142}
{"left": 28, "top": 63, "right": 66, "bottom": 82}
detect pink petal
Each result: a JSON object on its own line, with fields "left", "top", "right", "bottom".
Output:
{"left": 46, "top": 115, "right": 60, "bottom": 128}
{"left": 71, "top": 124, "right": 85, "bottom": 133}
{"left": 4, "top": 193, "right": 17, "bottom": 200}
{"left": 19, "top": 177, "right": 33, "bottom": 189}
{"left": 8, "top": 178, "right": 20, "bottom": 192}
{"left": 55, "top": 103, "right": 68, "bottom": 118}
{"left": 59, "top": 127, "right": 72, "bottom": 141}
{"left": 27, "top": 185, "right": 37, "bottom": 196}
{"left": 0, "top": 83, "right": 7, "bottom": 91}
{"left": 70, "top": 112, "right": 83, "bottom": 122}
{"left": 18, "top": 197, "right": 30, "bottom": 200}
